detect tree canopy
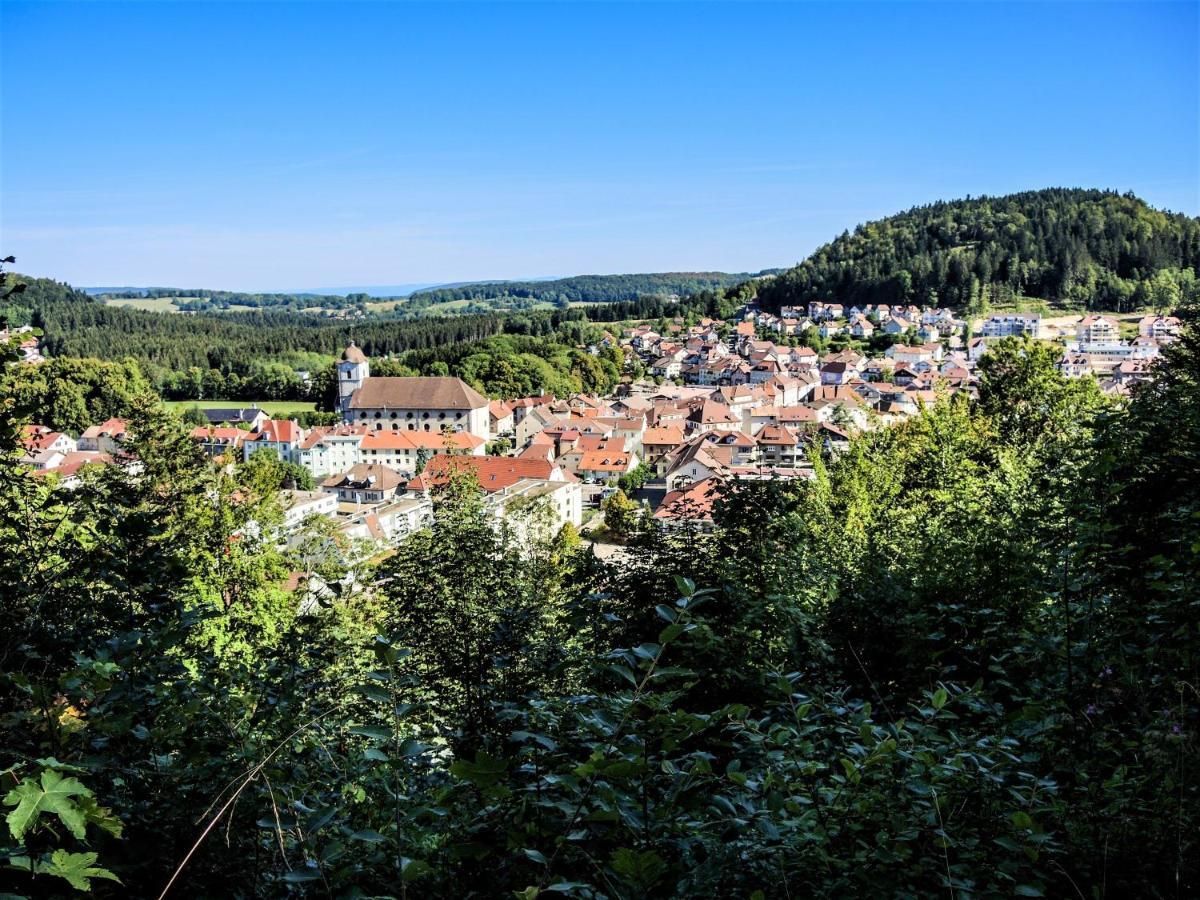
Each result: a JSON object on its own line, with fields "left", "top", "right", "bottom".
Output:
{"left": 758, "top": 188, "right": 1200, "bottom": 313}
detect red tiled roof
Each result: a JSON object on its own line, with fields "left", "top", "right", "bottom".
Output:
{"left": 407, "top": 455, "right": 561, "bottom": 493}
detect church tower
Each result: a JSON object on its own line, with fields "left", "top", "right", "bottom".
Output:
{"left": 338, "top": 342, "right": 370, "bottom": 415}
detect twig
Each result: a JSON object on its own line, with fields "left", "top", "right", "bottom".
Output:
{"left": 156, "top": 705, "right": 341, "bottom": 900}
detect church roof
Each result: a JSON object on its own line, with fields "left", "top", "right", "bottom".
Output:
{"left": 349, "top": 376, "right": 489, "bottom": 411}
{"left": 341, "top": 342, "right": 367, "bottom": 363}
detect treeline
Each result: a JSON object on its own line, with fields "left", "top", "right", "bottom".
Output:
{"left": 1, "top": 303, "right": 1196, "bottom": 897}
{"left": 97, "top": 288, "right": 358, "bottom": 314}
{"left": 406, "top": 271, "right": 770, "bottom": 306}
{"left": 758, "top": 188, "right": 1200, "bottom": 313}
{"left": 9, "top": 276, "right": 513, "bottom": 392}
{"left": 6, "top": 275, "right": 739, "bottom": 406}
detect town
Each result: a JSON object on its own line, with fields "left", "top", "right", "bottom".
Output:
{"left": 14, "top": 302, "right": 1181, "bottom": 554}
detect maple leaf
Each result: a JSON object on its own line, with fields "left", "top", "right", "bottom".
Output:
{"left": 44, "top": 849, "right": 121, "bottom": 892}
{"left": 4, "top": 769, "right": 91, "bottom": 842}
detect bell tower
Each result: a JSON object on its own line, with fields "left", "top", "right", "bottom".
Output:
{"left": 338, "top": 342, "right": 370, "bottom": 416}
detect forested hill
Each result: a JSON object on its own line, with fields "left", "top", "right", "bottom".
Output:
{"left": 757, "top": 188, "right": 1200, "bottom": 313}
{"left": 405, "top": 271, "right": 772, "bottom": 305}
{"left": 2, "top": 276, "right": 513, "bottom": 375}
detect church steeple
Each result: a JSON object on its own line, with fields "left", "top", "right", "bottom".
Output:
{"left": 338, "top": 342, "right": 370, "bottom": 414}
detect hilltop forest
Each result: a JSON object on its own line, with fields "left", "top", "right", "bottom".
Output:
{"left": 758, "top": 188, "right": 1200, "bottom": 313}
{"left": 86, "top": 271, "right": 765, "bottom": 317}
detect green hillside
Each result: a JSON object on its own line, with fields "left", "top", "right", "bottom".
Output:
{"left": 404, "top": 271, "right": 773, "bottom": 307}
{"left": 758, "top": 188, "right": 1200, "bottom": 313}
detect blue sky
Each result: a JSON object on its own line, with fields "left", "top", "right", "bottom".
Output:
{"left": 2, "top": 1, "right": 1197, "bottom": 292}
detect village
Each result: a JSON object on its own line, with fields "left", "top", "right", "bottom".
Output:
{"left": 14, "top": 302, "right": 1181, "bottom": 554}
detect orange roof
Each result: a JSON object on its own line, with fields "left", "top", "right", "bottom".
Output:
{"left": 574, "top": 435, "right": 626, "bottom": 453}
{"left": 642, "top": 426, "right": 687, "bottom": 447}
{"left": 39, "top": 451, "right": 112, "bottom": 478}
{"left": 360, "top": 430, "right": 483, "bottom": 451}
{"left": 755, "top": 424, "right": 800, "bottom": 446}
{"left": 250, "top": 419, "right": 302, "bottom": 444}
{"left": 82, "top": 418, "right": 128, "bottom": 439}
{"left": 654, "top": 477, "right": 720, "bottom": 522}
{"left": 778, "top": 405, "right": 818, "bottom": 423}
{"left": 577, "top": 450, "right": 632, "bottom": 473}
{"left": 191, "top": 426, "right": 247, "bottom": 445}
{"left": 408, "top": 455, "right": 561, "bottom": 493}
{"left": 21, "top": 425, "right": 66, "bottom": 453}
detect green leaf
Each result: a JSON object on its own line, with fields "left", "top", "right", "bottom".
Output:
{"left": 1014, "top": 886, "right": 1044, "bottom": 897}
{"left": 931, "top": 688, "right": 949, "bottom": 710}
{"left": 522, "top": 848, "right": 548, "bottom": 864}
{"left": 281, "top": 868, "right": 323, "bottom": 883}
{"left": 351, "top": 684, "right": 391, "bottom": 702}
{"left": 44, "top": 850, "right": 121, "bottom": 892}
{"left": 450, "top": 752, "right": 509, "bottom": 788}
{"left": 350, "top": 828, "right": 386, "bottom": 843}
{"left": 610, "top": 847, "right": 667, "bottom": 888}
{"left": 363, "top": 748, "right": 389, "bottom": 762}
{"left": 401, "top": 857, "right": 431, "bottom": 882}
{"left": 658, "top": 623, "right": 685, "bottom": 644}
{"left": 4, "top": 769, "right": 92, "bottom": 842}
{"left": 348, "top": 725, "right": 391, "bottom": 741}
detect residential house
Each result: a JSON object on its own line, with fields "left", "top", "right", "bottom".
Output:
{"left": 321, "top": 463, "right": 407, "bottom": 505}
{"left": 1077, "top": 315, "right": 1121, "bottom": 345}
{"left": 78, "top": 418, "right": 129, "bottom": 454}
{"left": 201, "top": 407, "right": 270, "bottom": 430}
{"left": 489, "top": 400, "right": 514, "bottom": 437}
{"left": 192, "top": 426, "right": 250, "bottom": 457}
{"left": 242, "top": 418, "right": 304, "bottom": 463}
{"left": 407, "top": 455, "right": 570, "bottom": 495}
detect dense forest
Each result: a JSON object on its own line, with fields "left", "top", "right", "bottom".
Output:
{"left": 2, "top": 276, "right": 739, "bottom": 409}
{"left": 1, "top": 290, "right": 1196, "bottom": 896}
{"left": 86, "top": 271, "right": 766, "bottom": 317}
{"left": 758, "top": 188, "right": 1200, "bottom": 313}
{"left": 404, "top": 271, "right": 770, "bottom": 306}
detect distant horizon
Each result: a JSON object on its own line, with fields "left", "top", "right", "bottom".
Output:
{"left": 76, "top": 269, "right": 781, "bottom": 297}
{"left": 3, "top": 2, "right": 1196, "bottom": 291}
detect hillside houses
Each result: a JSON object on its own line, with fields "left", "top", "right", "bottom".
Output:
{"left": 15, "top": 308, "right": 1178, "bottom": 545}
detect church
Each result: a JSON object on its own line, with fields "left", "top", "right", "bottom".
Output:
{"left": 338, "top": 343, "right": 491, "bottom": 440}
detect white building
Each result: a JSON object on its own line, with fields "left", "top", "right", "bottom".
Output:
{"left": 980, "top": 313, "right": 1041, "bottom": 339}
{"left": 339, "top": 343, "right": 490, "bottom": 439}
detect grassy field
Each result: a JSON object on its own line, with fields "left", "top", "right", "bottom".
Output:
{"left": 163, "top": 399, "right": 317, "bottom": 415}
{"left": 105, "top": 297, "right": 182, "bottom": 312}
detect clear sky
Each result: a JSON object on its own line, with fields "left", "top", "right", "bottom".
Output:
{"left": 1, "top": 1, "right": 1197, "bottom": 292}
